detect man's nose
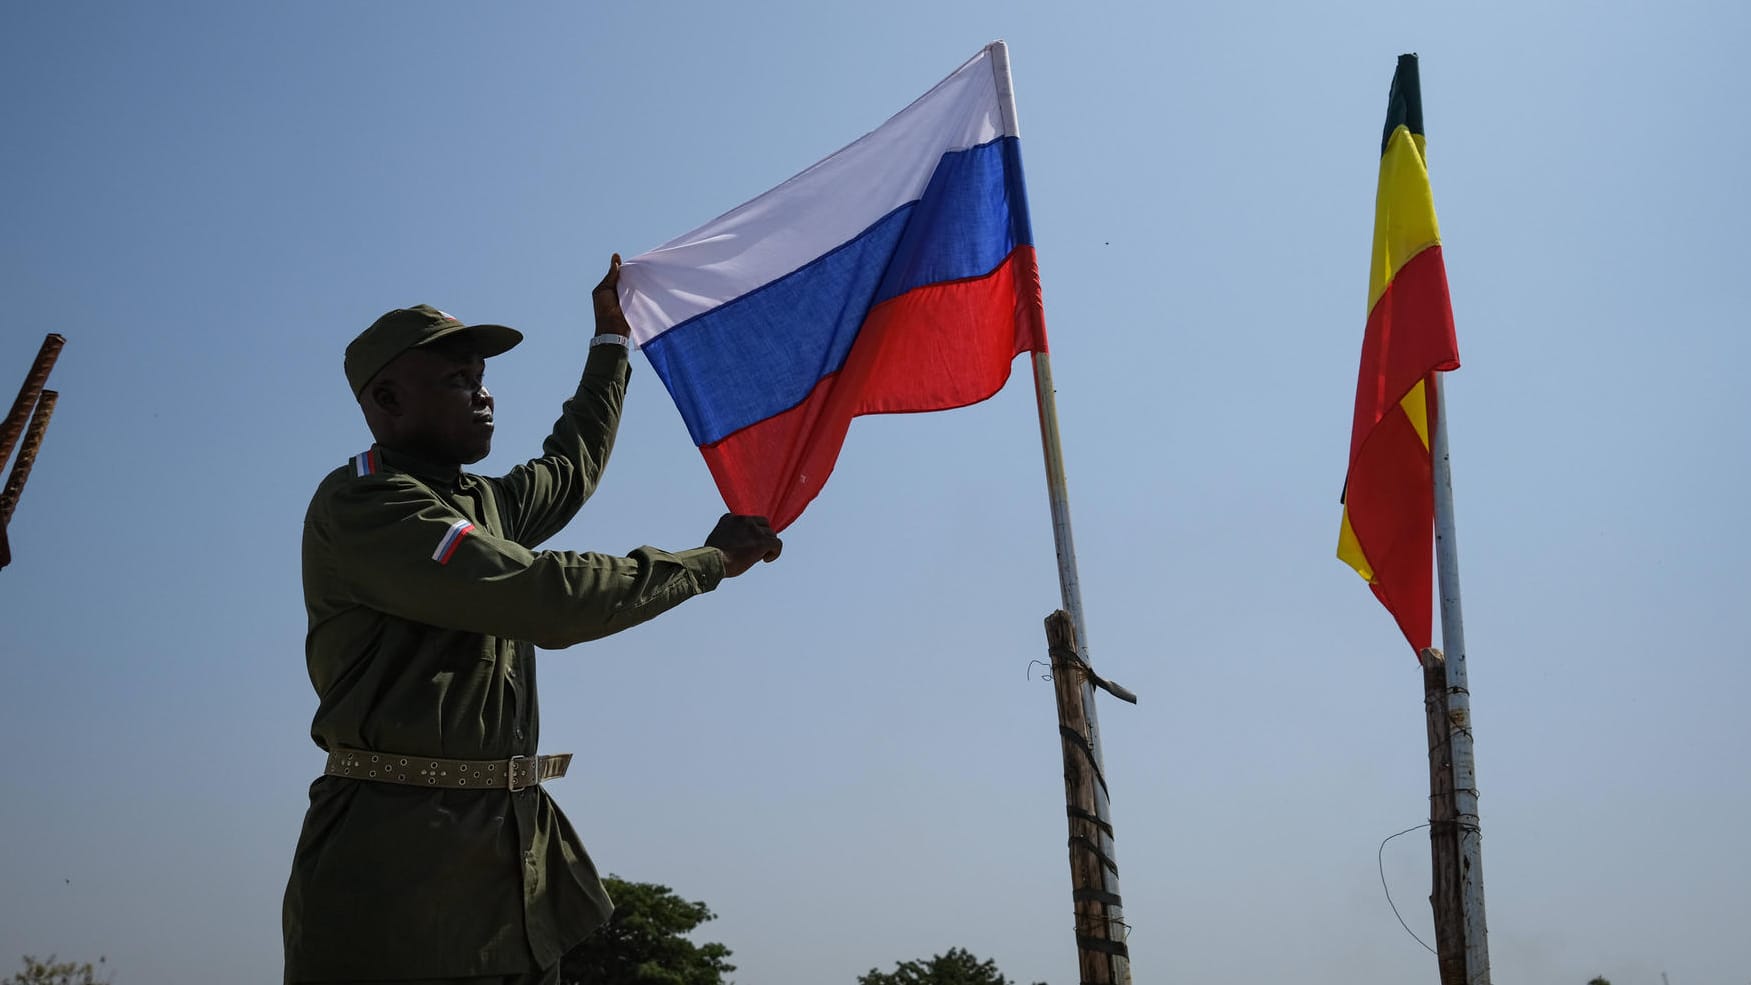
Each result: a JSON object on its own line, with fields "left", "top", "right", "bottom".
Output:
{"left": 474, "top": 385, "right": 492, "bottom": 408}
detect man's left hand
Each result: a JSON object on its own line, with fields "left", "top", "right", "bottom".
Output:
{"left": 592, "top": 253, "right": 631, "bottom": 336}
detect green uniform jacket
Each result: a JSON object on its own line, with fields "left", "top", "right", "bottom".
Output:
{"left": 284, "top": 345, "right": 725, "bottom": 982}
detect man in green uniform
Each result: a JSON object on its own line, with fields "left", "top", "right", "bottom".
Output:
{"left": 284, "top": 256, "right": 782, "bottom": 984}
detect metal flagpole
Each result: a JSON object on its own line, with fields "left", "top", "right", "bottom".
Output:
{"left": 988, "top": 40, "right": 1132, "bottom": 984}
{"left": 988, "top": 35, "right": 1108, "bottom": 734}
{"left": 1029, "top": 352, "right": 1099, "bottom": 685}
{"left": 1430, "top": 373, "right": 1491, "bottom": 985}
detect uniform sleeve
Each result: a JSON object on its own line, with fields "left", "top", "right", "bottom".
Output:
{"left": 312, "top": 472, "right": 724, "bottom": 649}
{"left": 492, "top": 343, "right": 630, "bottom": 548}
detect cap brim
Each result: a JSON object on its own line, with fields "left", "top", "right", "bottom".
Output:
{"left": 418, "top": 323, "right": 524, "bottom": 359}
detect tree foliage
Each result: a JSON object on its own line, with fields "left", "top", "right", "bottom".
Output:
{"left": 858, "top": 947, "right": 1043, "bottom": 985}
{"left": 1587, "top": 978, "right": 1611, "bottom": 985}
{"left": 3, "top": 956, "right": 111, "bottom": 985}
{"left": 560, "top": 876, "right": 734, "bottom": 985}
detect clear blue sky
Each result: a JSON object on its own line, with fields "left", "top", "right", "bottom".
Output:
{"left": 3, "top": 2, "right": 1747, "bottom": 984}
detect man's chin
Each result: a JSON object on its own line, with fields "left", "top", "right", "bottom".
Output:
{"left": 461, "top": 440, "right": 492, "bottom": 465}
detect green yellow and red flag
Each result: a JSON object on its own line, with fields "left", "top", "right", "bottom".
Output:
{"left": 1337, "top": 54, "right": 1461, "bottom": 654}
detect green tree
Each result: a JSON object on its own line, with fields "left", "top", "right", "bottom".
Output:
{"left": 858, "top": 947, "right": 1044, "bottom": 985}
{"left": 1587, "top": 978, "right": 1611, "bottom": 985}
{"left": 3, "top": 956, "right": 111, "bottom": 985}
{"left": 560, "top": 876, "right": 734, "bottom": 985}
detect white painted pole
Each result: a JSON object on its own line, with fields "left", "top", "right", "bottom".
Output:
{"left": 1431, "top": 373, "right": 1491, "bottom": 985}
{"left": 988, "top": 39, "right": 1099, "bottom": 672}
{"left": 1029, "top": 352, "right": 1099, "bottom": 665}
{"left": 987, "top": 39, "right": 1102, "bottom": 685}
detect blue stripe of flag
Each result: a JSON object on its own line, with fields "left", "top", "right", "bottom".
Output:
{"left": 642, "top": 136, "right": 1032, "bottom": 447}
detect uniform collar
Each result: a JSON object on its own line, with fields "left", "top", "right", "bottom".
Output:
{"left": 374, "top": 444, "right": 464, "bottom": 486}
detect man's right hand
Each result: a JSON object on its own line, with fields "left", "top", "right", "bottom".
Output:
{"left": 706, "top": 513, "right": 783, "bottom": 578}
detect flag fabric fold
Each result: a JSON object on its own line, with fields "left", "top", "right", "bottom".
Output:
{"left": 619, "top": 41, "right": 1047, "bottom": 531}
{"left": 1338, "top": 53, "right": 1462, "bottom": 653}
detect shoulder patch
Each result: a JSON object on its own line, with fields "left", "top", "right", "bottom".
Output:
{"left": 433, "top": 518, "right": 475, "bottom": 564}
{"left": 352, "top": 449, "right": 379, "bottom": 477}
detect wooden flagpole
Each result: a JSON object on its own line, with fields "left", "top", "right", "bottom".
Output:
{"left": 1045, "top": 611, "right": 1135, "bottom": 984}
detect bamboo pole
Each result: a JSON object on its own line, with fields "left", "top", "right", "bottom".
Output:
{"left": 1, "top": 334, "right": 65, "bottom": 470}
{"left": 1, "top": 390, "right": 58, "bottom": 526}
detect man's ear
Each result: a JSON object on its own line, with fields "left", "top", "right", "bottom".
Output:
{"left": 366, "top": 379, "right": 402, "bottom": 418}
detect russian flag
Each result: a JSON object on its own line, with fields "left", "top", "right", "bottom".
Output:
{"left": 620, "top": 41, "right": 1048, "bottom": 531}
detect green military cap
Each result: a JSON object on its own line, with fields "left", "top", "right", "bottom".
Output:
{"left": 345, "top": 304, "right": 523, "bottom": 395}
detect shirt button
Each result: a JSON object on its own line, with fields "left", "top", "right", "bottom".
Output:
{"left": 514, "top": 728, "right": 525, "bottom": 742}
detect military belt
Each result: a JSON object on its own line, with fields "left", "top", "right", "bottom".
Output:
{"left": 324, "top": 747, "right": 572, "bottom": 792}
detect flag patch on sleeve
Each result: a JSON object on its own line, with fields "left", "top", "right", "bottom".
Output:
{"left": 432, "top": 519, "right": 474, "bottom": 564}
{"left": 352, "top": 449, "right": 378, "bottom": 476}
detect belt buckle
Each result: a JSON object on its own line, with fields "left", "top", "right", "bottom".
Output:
{"left": 508, "top": 754, "right": 539, "bottom": 792}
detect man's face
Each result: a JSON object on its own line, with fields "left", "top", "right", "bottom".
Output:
{"left": 382, "top": 342, "right": 495, "bottom": 465}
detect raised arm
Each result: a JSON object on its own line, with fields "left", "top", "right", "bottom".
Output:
{"left": 494, "top": 255, "right": 635, "bottom": 546}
